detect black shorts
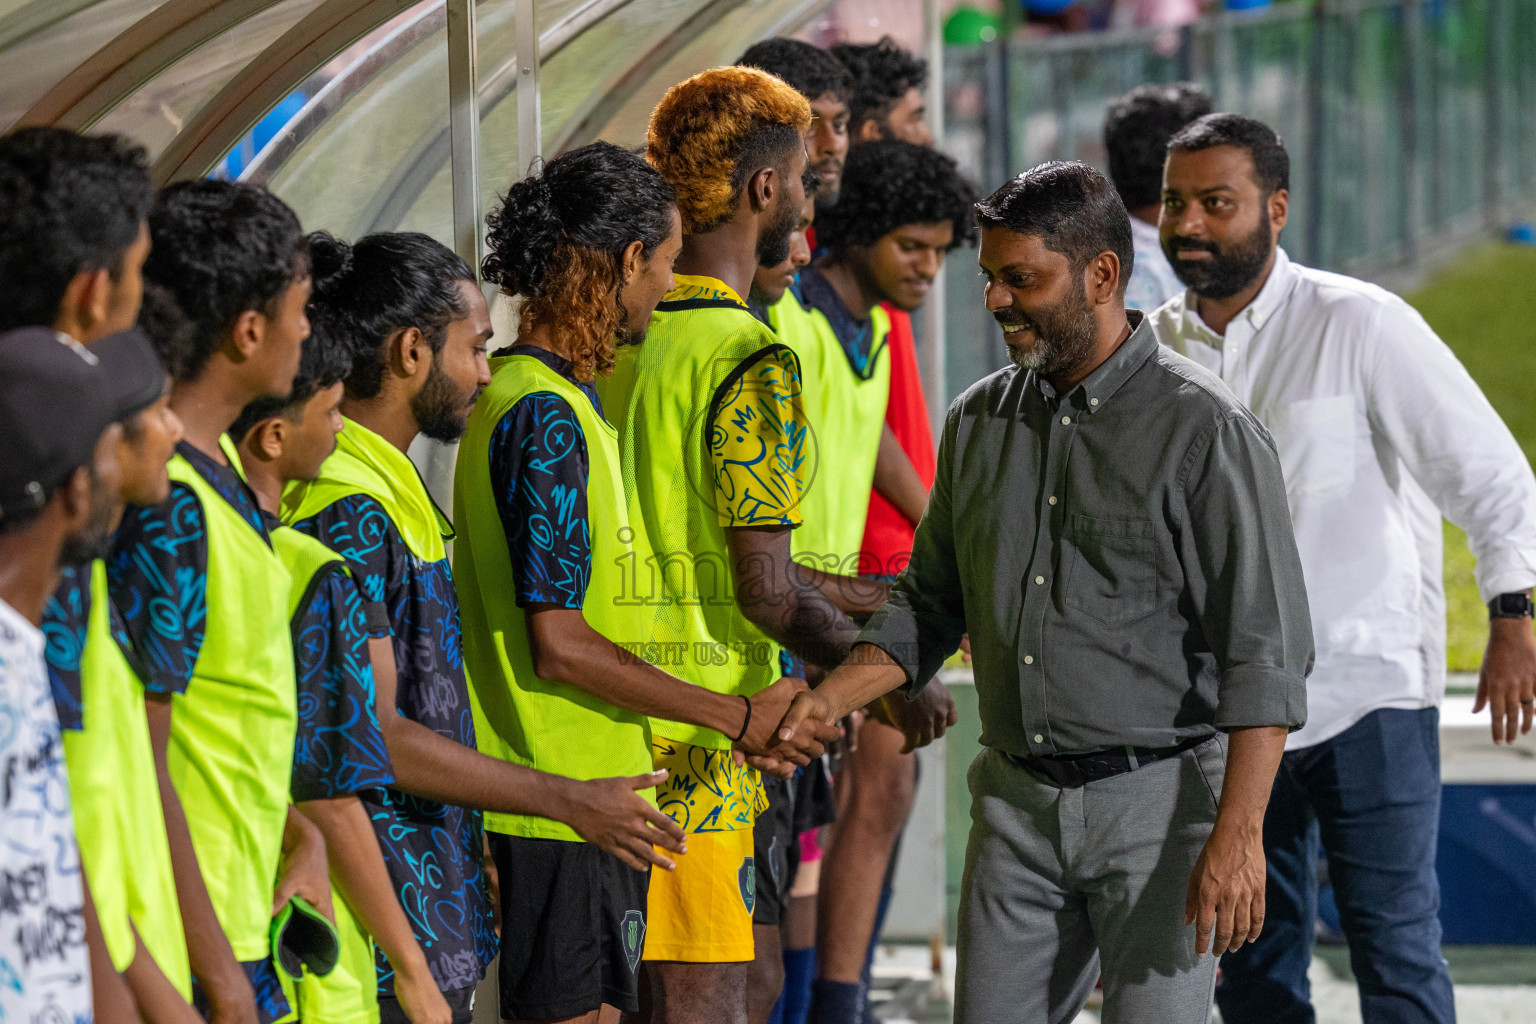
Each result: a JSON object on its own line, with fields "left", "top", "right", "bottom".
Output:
{"left": 792, "top": 755, "right": 838, "bottom": 836}
{"left": 488, "top": 833, "right": 650, "bottom": 1019}
{"left": 753, "top": 774, "right": 801, "bottom": 927}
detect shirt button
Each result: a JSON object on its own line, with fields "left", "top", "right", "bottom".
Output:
{"left": 1089, "top": 397, "right": 1099, "bottom": 407}
{"left": 1060, "top": 415, "right": 1071, "bottom": 425}
{"left": 1034, "top": 734, "right": 1045, "bottom": 743}
{"left": 1034, "top": 575, "right": 1045, "bottom": 585}
{"left": 1048, "top": 496, "right": 1057, "bottom": 505}
{"left": 1024, "top": 655, "right": 1034, "bottom": 664}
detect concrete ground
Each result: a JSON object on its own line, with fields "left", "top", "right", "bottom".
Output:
{"left": 868, "top": 943, "right": 1536, "bottom": 1023}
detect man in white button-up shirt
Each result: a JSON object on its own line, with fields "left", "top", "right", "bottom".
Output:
{"left": 1148, "top": 113, "right": 1536, "bottom": 1024}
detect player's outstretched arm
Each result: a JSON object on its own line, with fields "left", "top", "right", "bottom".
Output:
{"left": 368, "top": 637, "right": 686, "bottom": 870}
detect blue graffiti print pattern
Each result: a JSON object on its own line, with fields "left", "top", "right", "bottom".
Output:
{"left": 652, "top": 739, "right": 765, "bottom": 833}
{"left": 708, "top": 344, "right": 809, "bottom": 527}
{"left": 491, "top": 389, "right": 598, "bottom": 610}
{"left": 108, "top": 482, "right": 209, "bottom": 695}
{"left": 179, "top": 441, "right": 269, "bottom": 539}
{"left": 293, "top": 496, "right": 494, "bottom": 995}
{"left": 40, "top": 564, "right": 88, "bottom": 731}
{"left": 794, "top": 267, "right": 888, "bottom": 381}
{"left": 289, "top": 563, "right": 395, "bottom": 802}
{"left": 192, "top": 957, "right": 290, "bottom": 1024}
{"left": 0, "top": 602, "right": 91, "bottom": 1024}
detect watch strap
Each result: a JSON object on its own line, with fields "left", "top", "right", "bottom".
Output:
{"left": 1488, "top": 592, "right": 1535, "bottom": 619}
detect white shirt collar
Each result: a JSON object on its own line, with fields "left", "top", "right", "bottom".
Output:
{"left": 1176, "top": 247, "right": 1299, "bottom": 342}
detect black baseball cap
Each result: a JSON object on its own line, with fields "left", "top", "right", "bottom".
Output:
{"left": 93, "top": 327, "right": 167, "bottom": 422}
{"left": 0, "top": 327, "right": 150, "bottom": 523}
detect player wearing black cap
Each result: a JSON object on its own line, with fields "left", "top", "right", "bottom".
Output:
{"left": 42, "top": 326, "right": 196, "bottom": 1024}
{"left": 0, "top": 326, "right": 164, "bottom": 1024}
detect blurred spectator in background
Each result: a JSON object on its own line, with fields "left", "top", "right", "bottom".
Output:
{"left": 830, "top": 38, "right": 933, "bottom": 147}
{"left": 1103, "top": 82, "right": 1212, "bottom": 311}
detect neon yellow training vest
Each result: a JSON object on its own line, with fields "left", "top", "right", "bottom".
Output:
{"left": 166, "top": 449, "right": 297, "bottom": 963}
{"left": 283, "top": 418, "right": 450, "bottom": 565}
{"left": 63, "top": 561, "right": 191, "bottom": 996}
{"left": 768, "top": 288, "right": 891, "bottom": 574}
{"left": 454, "top": 353, "right": 660, "bottom": 840}
{"left": 269, "top": 524, "right": 381, "bottom": 1024}
{"left": 597, "top": 278, "right": 786, "bottom": 750}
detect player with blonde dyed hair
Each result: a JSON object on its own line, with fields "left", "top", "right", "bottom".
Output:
{"left": 597, "top": 68, "right": 858, "bottom": 1024}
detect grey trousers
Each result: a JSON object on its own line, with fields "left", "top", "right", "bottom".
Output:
{"left": 955, "top": 739, "right": 1227, "bottom": 1024}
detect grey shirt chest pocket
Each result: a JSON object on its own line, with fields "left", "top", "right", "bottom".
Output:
{"left": 1065, "top": 513, "right": 1158, "bottom": 626}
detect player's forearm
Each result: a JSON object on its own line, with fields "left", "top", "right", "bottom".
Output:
{"left": 369, "top": 637, "right": 596, "bottom": 824}
{"left": 796, "top": 563, "right": 890, "bottom": 618}
{"left": 82, "top": 874, "right": 139, "bottom": 1024}
{"left": 123, "top": 929, "right": 203, "bottom": 1024}
{"left": 812, "top": 645, "right": 911, "bottom": 721}
{"left": 742, "top": 584, "right": 863, "bottom": 671}
{"left": 296, "top": 796, "right": 433, "bottom": 981}
{"left": 529, "top": 610, "right": 745, "bottom": 736}
{"left": 873, "top": 422, "right": 929, "bottom": 527}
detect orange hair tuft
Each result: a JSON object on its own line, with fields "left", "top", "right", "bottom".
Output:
{"left": 646, "top": 66, "right": 812, "bottom": 234}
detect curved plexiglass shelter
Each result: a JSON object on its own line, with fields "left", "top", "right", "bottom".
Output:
{"left": 3, "top": 0, "right": 853, "bottom": 268}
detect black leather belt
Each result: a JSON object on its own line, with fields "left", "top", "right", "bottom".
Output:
{"left": 1008, "top": 735, "right": 1211, "bottom": 788}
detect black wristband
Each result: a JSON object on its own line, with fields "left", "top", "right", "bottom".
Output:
{"left": 733, "top": 695, "right": 752, "bottom": 743}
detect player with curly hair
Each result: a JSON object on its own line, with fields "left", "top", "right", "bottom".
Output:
{"left": 454, "top": 140, "right": 830, "bottom": 1024}
{"left": 737, "top": 38, "right": 852, "bottom": 206}
{"left": 594, "top": 67, "right": 851, "bottom": 1024}
{"left": 765, "top": 140, "right": 975, "bottom": 1024}
{"left": 829, "top": 38, "right": 932, "bottom": 146}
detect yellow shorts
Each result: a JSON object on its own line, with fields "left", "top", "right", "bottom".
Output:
{"left": 643, "top": 826, "right": 757, "bottom": 963}
{"left": 642, "top": 736, "right": 766, "bottom": 963}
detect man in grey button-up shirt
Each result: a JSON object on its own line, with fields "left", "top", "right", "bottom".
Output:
{"left": 774, "top": 162, "right": 1313, "bottom": 1024}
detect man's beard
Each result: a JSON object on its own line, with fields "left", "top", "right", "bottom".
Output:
{"left": 412, "top": 359, "right": 480, "bottom": 443}
{"left": 756, "top": 193, "right": 800, "bottom": 268}
{"left": 59, "top": 474, "right": 119, "bottom": 566}
{"left": 996, "top": 276, "right": 1099, "bottom": 376}
{"left": 1164, "top": 215, "right": 1274, "bottom": 300}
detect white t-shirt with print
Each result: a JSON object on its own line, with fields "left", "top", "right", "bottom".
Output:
{"left": 0, "top": 595, "right": 92, "bottom": 1024}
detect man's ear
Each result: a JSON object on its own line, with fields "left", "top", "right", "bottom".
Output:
{"left": 621, "top": 240, "right": 646, "bottom": 287}
{"left": 747, "top": 165, "right": 778, "bottom": 214}
{"left": 1088, "top": 250, "right": 1121, "bottom": 305}
{"left": 55, "top": 464, "right": 94, "bottom": 531}
{"left": 229, "top": 308, "right": 267, "bottom": 360}
{"left": 1268, "top": 188, "right": 1290, "bottom": 235}
{"left": 855, "top": 120, "right": 884, "bottom": 144}
{"left": 56, "top": 268, "right": 113, "bottom": 336}
{"left": 249, "top": 418, "right": 287, "bottom": 462}
{"left": 389, "top": 326, "right": 428, "bottom": 380}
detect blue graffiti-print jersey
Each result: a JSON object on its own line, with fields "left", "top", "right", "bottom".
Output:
{"left": 41, "top": 562, "right": 89, "bottom": 730}
{"left": 794, "top": 266, "right": 885, "bottom": 380}
{"left": 292, "top": 495, "right": 495, "bottom": 995}
{"left": 278, "top": 514, "right": 395, "bottom": 802}
{"left": 488, "top": 346, "right": 597, "bottom": 610}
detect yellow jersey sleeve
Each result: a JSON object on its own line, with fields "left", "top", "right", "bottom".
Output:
{"left": 707, "top": 343, "right": 809, "bottom": 528}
